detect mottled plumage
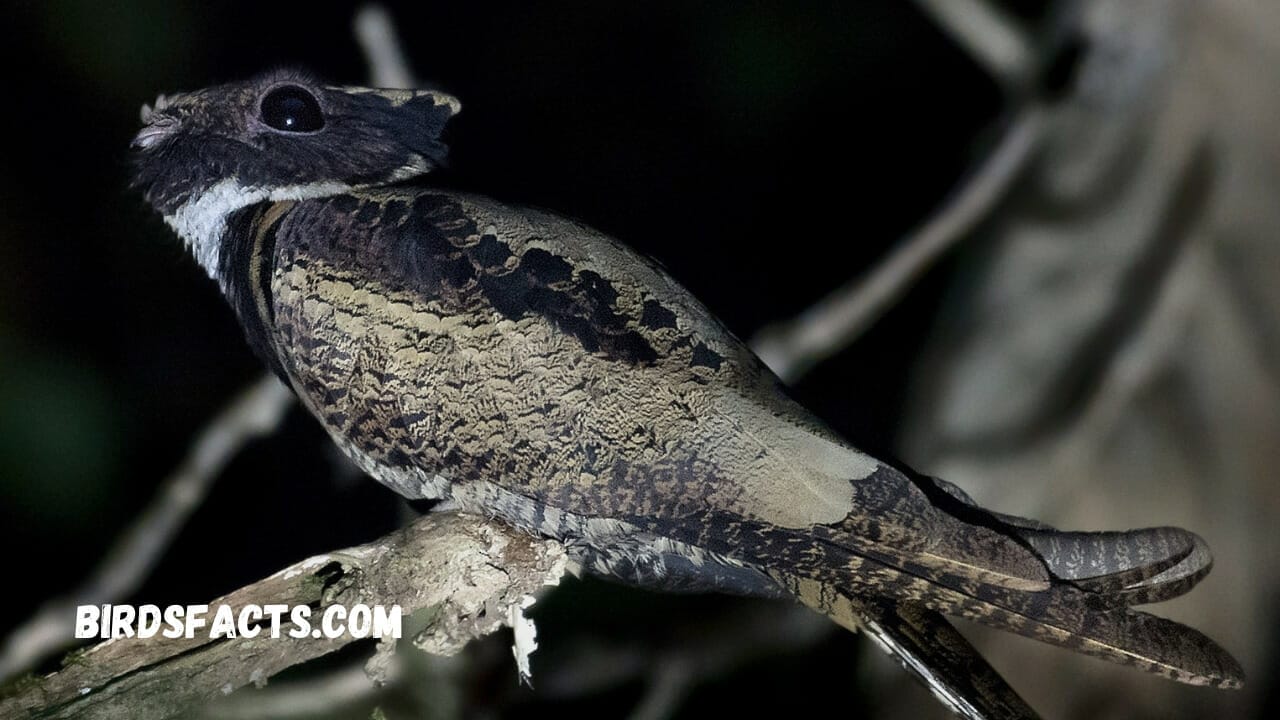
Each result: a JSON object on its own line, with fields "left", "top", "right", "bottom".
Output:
{"left": 131, "top": 70, "right": 1242, "bottom": 719}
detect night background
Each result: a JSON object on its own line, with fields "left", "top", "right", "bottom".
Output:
{"left": 2, "top": 1, "right": 1277, "bottom": 719}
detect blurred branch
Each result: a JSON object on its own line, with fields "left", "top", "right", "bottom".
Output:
{"left": 0, "top": 375, "right": 294, "bottom": 682}
{"left": 624, "top": 604, "right": 829, "bottom": 720}
{"left": 355, "top": 4, "right": 416, "bottom": 89}
{"left": 912, "top": 0, "right": 1035, "bottom": 89}
{"left": 529, "top": 603, "right": 830, "bottom": 719}
{"left": 0, "top": 513, "right": 567, "bottom": 720}
{"left": 751, "top": 106, "right": 1046, "bottom": 382}
{"left": 627, "top": 659, "right": 692, "bottom": 720}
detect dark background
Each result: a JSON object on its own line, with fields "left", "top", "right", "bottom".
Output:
{"left": 0, "top": 1, "right": 1152, "bottom": 718}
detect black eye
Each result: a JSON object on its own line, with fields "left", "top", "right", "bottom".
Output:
{"left": 260, "top": 85, "right": 324, "bottom": 132}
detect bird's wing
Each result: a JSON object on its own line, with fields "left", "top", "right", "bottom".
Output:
{"left": 266, "top": 187, "right": 927, "bottom": 537}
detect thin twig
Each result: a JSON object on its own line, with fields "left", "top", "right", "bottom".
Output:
{"left": 750, "top": 106, "right": 1047, "bottom": 383}
{"left": 0, "top": 375, "right": 294, "bottom": 681}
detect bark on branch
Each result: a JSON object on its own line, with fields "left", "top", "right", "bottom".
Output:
{"left": 0, "top": 513, "right": 568, "bottom": 720}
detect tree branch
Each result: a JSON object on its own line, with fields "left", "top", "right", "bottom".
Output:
{"left": 0, "top": 513, "right": 566, "bottom": 720}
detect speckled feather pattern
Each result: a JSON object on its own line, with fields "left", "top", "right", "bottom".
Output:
{"left": 264, "top": 190, "right": 881, "bottom": 527}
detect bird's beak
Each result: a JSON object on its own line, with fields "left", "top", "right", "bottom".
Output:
{"left": 132, "top": 114, "right": 179, "bottom": 150}
{"left": 133, "top": 94, "right": 181, "bottom": 150}
{"left": 132, "top": 124, "right": 169, "bottom": 150}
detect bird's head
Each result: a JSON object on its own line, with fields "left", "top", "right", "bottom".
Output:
{"left": 131, "top": 69, "right": 459, "bottom": 216}
{"left": 131, "top": 69, "right": 459, "bottom": 276}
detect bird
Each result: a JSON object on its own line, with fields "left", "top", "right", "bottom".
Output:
{"left": 130, "top": 69, "right": 1242, "bottom": 719}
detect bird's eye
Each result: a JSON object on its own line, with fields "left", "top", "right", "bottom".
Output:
{"left": 260, "top": 86, "right": 324, "bottom": 132}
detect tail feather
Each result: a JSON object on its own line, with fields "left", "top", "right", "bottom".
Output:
{"left": 1018, "top": 527, "right": 1211, "bottom": 601}
{"left": 924, "top": 586, "right": 1244, "bottom": 689}
{"left": 858, "top": 601, "right": 1040, "bottom": 720}
{"left": 783, "top": 576, "right": 1041, "bottom": 720}
{"left": 775, "top": 531, "right": 1244, "bottom": 689}
{"left": 1111, "top": 534, "right": 1213, "bottom": 605}
{"left": 628, "top": 471, "right": 1243, "bottom": 694}
{"left": 920, "top": 475, "right": 1216, "bottom": 606}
